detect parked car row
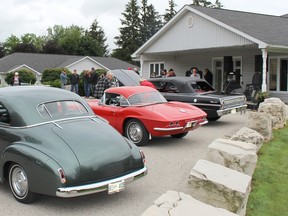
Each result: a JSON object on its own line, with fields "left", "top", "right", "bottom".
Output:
{"left": 111, "top": 69, "right": 247, "bottom": 121}
{"left": 0, "top": 68, "right": 247, "bottom": 204}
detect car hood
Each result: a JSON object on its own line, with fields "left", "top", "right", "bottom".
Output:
{"left": 142, "top": 103, "right": 205, "bottom": 119}
{"left": 51, "top": 118, "right": 143, "bottom": 183}
{"left": 111, "top": 69, "right": 141, "bottom": 86}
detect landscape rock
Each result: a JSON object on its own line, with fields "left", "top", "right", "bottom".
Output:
{"left": 206, "top": 138, "right": 258, "bottom": 176}
{"left": 141, "top": 190, "right": 239, "bottom": 216}
{"left": 246, "top": 111, "right": 273, "bottom": 141}
{"left": 230, "top": 127, "right": 264, "bottom": 152}
{"left": 258, "top": 97, "right": 286, "bottom": 129}
{"left": 188, "top": 159, "right": 251, "bottom": 216}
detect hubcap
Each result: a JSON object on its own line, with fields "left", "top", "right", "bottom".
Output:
{"left": 128, "top": 122, "right": 143, "bottom": 143}
{"left": 11, "top": 166, "right": 28, "bottom": 197}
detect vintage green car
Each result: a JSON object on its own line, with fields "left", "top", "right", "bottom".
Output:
{"left": 0, "top": 86, "right": 147, "bottom": 203}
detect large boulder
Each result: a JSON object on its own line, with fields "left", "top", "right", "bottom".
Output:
{"left": 230, "top": 127, "right": 265, "bottom": 152}
{"left": 141, "top": 190, "right": 239, "bottom": 216}
{"left": 206, "top": 138, "right": 258, "bottom": 176}
{"left": 188, "top": 159, "right": 251, "bottom": 216}
{"left": 246, "top": 111, "right": 273, "bottom": 141}
{"left": 258, "top": 97, "right": 286, "bottom": 129}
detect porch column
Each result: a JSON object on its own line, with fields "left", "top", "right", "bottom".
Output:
{"left": 140, "top": 55, "right": 144, "bottom": 77}
{"left": 261, "top": 48, "right": 267, "bottom": 92}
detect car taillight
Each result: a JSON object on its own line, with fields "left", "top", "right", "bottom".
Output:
{"left": 58, "top": 168, "right": 66, "bottom": 184}
{"left": 140, "top": 150, "right": 146, "bottom": 163}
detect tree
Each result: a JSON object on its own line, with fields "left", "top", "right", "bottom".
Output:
{"left": 0, "top": 43, "right": 5, "bottom": 58}
{"left": 192, "top": 0, "right": 223, "bottom": 8}
{"left": 113, "top": 0, "right": 141, "bottom": 63}
{"left": 3, "top": 33, "right": 44, "bottom": 54}
{"left": 3, "top": 35, "right": 21, "bottom": 54}
{"left": 163, "top": 0, "right": 177, "bottom": 23}
{"left": 213, "top": 0, "right": 224, "bottom": 8}
{"left": 139, "top": 1, "right": 163, "bottom": 45}
{"left": 86, "top": 19, "right": 109, "bottom": 56}
{"left": 58, "top": 25, "right": 84, "bottom": 55}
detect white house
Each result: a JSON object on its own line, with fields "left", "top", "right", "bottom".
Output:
{"left": 132, "top": 5, "right": 288, "bottom": 102}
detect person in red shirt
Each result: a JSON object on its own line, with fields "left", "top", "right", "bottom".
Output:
{"left": 139, "top": 79, "right": 156, "bottom": 89}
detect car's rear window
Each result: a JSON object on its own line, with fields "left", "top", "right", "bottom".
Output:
{"left": 37, "top": 100, "right": 88, "bottom": 118}
{"left": 190, "top": 81, "right": 214, "bottom": 92}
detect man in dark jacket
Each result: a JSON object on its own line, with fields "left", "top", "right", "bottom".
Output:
{"left": 91, "top": 67, "right": 99, "bottom": 95}
{"left": 70, "top": 69, "right": 80, "bottom": 94}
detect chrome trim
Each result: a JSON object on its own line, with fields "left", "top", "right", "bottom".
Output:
{"left": 189, "top": 103, "right": 221, "bottom": 107}
{"left": 199, "top": 120, "right": 209, "bottom": 126}
{"left": 3, "top": 116, "right": 101, "bottom": 129}
{"left": 154, "top": 126, "right": 184, "bottom": 131}
{"left": 216, "top": 104, "right": 247, "bottom": 116}
{"left": 56, "top": 167, "right": 147, "bottom": 198}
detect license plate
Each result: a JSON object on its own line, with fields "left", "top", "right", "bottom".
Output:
{"left": 231, "top": 109, "right": 236, "bottom": 114}
{"left": 108, "top": 180, "right": 125, "bottom": 194}
{"left": 185, "top": 121, "right": 196, "bottom": 128}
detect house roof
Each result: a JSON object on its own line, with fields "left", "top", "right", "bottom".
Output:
{"left": 0, "top": 53, "right": 137, "bottom": 73}
{"left": 189, "top": 5, "right": 288, "bottom": 47}
{"left": 132, "top": 5, "right": 288, "bottom": 58}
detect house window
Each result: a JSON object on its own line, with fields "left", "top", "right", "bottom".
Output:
{"left": 149, "top": 63, "right": 164, "bottom": 77}
{"left": 269, "top": 57, "right": 288, "bottom": 92}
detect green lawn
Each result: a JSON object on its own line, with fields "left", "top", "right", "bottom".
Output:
{"left": 246, "top": 125, "right": 288, "bottom": 216}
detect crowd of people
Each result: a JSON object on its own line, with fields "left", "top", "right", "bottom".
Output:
{"left": 59, "top": 67, "right": 114, "bottom": 99}
{"left": 151, "top": 67, "right": 213, "bottom": 86}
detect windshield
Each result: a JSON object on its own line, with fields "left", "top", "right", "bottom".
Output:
{"left": 37, "top": 100, "right": 88, "bottom": 118}
{"left": 127, "top": 91, "right": 167, "bottom": 106}
{"left": 190, "top": 81, "right": 215, "bottom": 93}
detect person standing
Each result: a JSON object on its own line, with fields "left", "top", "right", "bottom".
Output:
{"left": 91, "top": 67, "right": 99, "bottom": 95}
{"left": 11, "top": 72, "right": 21, "bottom": 86}
{"left": 190, "top": 67, "right": 201, "bottom": 78}
{"left": 203, "top": 68, "right": 213, "bottom": 85}
{"left": 94, "top": 71, "right": 114, "bottom": 99}
{"left": 60, "top": 70, "right": 68, "bottom": 89}
{"left": 70, "top": 69, "right": 80, "bottom": 94}
{"left": 84, "top": 70, "right": 93, "bottom": 98}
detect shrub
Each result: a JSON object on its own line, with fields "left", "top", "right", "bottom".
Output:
{"left": 5, "top": 69, "right": 36, "bottom": 85}
{"left": 41, "top": 68, "right": 71, "bottom": 88}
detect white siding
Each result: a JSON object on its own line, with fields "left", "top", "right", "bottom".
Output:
{"left": 145, "top": 11, "right": 254, "bottom": 53}
{"left": 67, "top": 58, "right": 104, "bottom": 74}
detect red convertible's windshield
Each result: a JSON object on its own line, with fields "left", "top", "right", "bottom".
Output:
{"left": 37, "top": 100, "right": 88, "bottom": 118}
{"left": 127, "top": 91, "right": 167, "bottom": 106}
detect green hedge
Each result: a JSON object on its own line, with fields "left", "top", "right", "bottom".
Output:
{"left": 5, "top": 69, "right": 36, "bottom": 85}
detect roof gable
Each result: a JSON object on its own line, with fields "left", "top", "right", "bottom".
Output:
{"left": 190, "top": 5, "right": 288, "bottom": 47}
{"left": 144, "top": 10, "right": 254, "bottom": 54}
{"left": 133, "top": 5, "right": 288, "bottom": 58}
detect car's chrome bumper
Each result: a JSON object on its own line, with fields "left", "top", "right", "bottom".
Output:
{"left": 56, "top": 167, "right": 147, "bottom": 198}
{"left": 217, "top": 104, "right": 247, "bottom": 117}
{"left": 154, "top": 119, "right": 208, "bottom": 131}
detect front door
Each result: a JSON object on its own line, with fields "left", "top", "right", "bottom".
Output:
{"left": 213, "top": 59, "right": 223, "bottom": 92}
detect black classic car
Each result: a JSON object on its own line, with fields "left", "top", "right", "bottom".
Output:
{"left": 0, "top": 86, "right": 147, "bottom": 203}
{"left": 148, "top": 77, "right": 247, "bottom": 121}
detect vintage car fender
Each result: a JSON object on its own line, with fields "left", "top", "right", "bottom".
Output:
{"left": 1, "top": 143, "right": 68, "bottom": 196}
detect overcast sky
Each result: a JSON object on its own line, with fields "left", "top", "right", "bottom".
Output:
{"left": 0, "top": 0, "right": 287, "bottom": 51}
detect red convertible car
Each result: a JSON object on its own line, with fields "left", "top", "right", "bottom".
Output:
{"left": 87, "top": 86, "right": 208, "bottom": 146}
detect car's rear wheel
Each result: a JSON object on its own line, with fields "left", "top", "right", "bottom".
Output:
{"left": 125, "top": 119, "right": 149, "bottom": 146}
{"left": 9, "top": 163, "right": 40, "bottom": 204}
{"left": 170, "top": 132, "right": 188, "bottom": 138}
